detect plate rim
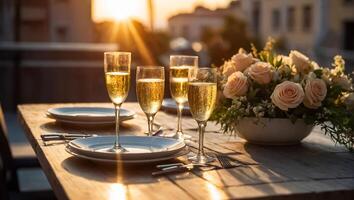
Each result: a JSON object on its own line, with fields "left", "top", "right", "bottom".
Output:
{"left": 47, "top": 113, "right": 135, "bottom": 125}
{"left": 65, "top": 146, "right": 189, "bottom": 164}
{"left": 47, "top": 107, "right": 136, "bottom": 122}
{"left": 67, "top": 135, "right": 186, "bottom": 160}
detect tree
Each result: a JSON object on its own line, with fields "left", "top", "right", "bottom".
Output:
{"left": 201, "top": 15, "right": 255, "bottom": 66}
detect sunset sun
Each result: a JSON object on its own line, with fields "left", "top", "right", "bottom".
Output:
{"left": 95, "top": 0, "right": 142, "bottom": 21}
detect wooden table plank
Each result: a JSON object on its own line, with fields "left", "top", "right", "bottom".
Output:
{"left": 17, "top": 103, "right": 354, "bottom": 200}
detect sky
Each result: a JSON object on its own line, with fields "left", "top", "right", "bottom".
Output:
{"left": 93, "top": 0, "right": 232, "bottom": 29}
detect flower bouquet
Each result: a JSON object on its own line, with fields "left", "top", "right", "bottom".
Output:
{"left": 212, "top": 39, "right": 354, "bottom": 150}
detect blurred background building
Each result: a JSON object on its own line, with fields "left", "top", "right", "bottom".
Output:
{"left": 0, "top": 0, "right": 94, "bottom": 42}
{"left": 241, "top": 0, "right": 354, "bottom": 62}
{"left": 0, "top": 0, "right": 354, "bottom": 109}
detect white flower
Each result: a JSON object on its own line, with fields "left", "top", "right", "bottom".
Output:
{"left": 332, "top": 75, "right": 352, "bottom": 91}
{"left": 321, "top": 68, "right": 331, "bottom": 85}
{"left": 271, "top": 81, "right": 305, "bottom": 111}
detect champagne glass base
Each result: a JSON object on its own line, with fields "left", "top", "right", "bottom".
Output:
{"left": 106, "top": 146, "right": 128, "bottom": 153}
{"left": 188, "top": 153, "right": 215, "bottom": 164}
{"left": 172, "top": 131, "right": 192, "bottom": 140}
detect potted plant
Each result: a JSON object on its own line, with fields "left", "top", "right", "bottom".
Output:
{"left": 212, "top": 39, "right": 354, "bottom": 150}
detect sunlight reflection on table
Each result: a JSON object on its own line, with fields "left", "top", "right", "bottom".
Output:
{"left": 109, "top": 183, "right": 127, "bottom": 200}
{"left": 206, "top": 182, "right": 222, "bottom": 200}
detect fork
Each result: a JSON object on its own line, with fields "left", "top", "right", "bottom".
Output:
{"left": 216, "top": 155, "right": 241, "bottom": 168}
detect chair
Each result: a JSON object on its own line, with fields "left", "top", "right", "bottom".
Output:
{"left": 0, "top": 104, "right": 56, "bottom": 200}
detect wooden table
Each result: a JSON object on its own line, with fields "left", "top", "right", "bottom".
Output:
{"left": 18, "top": 103, "right": 354, "bottom": 200}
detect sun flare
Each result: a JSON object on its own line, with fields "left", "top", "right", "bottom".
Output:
{"left": 97, "top": 0, "right": 141, "bottom": 21}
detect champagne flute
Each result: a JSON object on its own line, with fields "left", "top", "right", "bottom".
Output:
{"left": 104, "top": 52, "right": 131, "bottom": 153}
{"left": 188, "top": 67, "right": 217, "bottom": 164}
{"left": 136, "top": 66, "right": 165, "bottom": 136}
{"left": 169, "top": 55, "right": 198, "bottom": 139}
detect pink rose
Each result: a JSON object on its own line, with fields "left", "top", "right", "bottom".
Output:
{"left": 303, "top": 79, "right": 327, "bottom": 109}
{"left": 223, "top": 72, "right": 248, "bottom": 98}
{"left": 289, "top": 50, "right": 313, "bottom": 74}
{"left": 222, "top": 60, "right": 238, "bottom": 77}
{"left": 247, "top": 62, "right": 273, "bottom": 84}
{"left": 231, "top": 52, "right": 255, "bottom": 72}
{"left": 271, "top": 81, "right": 305, "bottom": 111}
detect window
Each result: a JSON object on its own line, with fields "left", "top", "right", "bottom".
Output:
{"left": 287, "top": 7, "right": 295, "bottom": 31}
{"left": 303, "top": 5, "right": 312, "bottom": 31}
{"left": 343, "top": 21, "right": 354, "bottom": 50}
{"left": 252, "top": 1, "right": 260, "bottom": 34}
{"left": 272, "top": 9, "right": 281, "bottom": 31}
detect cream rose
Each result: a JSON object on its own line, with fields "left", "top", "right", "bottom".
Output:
{"left": 231, "top": 52, "right": 255, "bottom": 72}
{"left": 289, "top": 50, "right": 313, "bottom": 74}
{"left": 222, "top": 60, "right": 238, "bottom": 77}
{"left": 223, "top": 72, "right": 248, "bottom": 98}
{"left": 271, "top": 81, "right": 305, "bottom": 111}
{"left": 247, "top": 62, "right": 273, "bottom": 84}
{"left": 303, "top": 79, "right": 327, "bottom": 109}
{"left": 332, "top": 75, "right": 352, "bottom": 91}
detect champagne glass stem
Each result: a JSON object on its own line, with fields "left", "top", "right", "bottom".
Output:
{"left": 176, "top": 103, "right": 183, "bottom": 133}
{"left": 113, "top": 104, "right": 122, "bottom": 150}
{"left": 147, "top": 114, "right": 155, "bottom": 136}
{"left": 197, "top": 121, "right": 206, "bottom": 156}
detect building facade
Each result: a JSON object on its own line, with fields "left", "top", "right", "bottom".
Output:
{"left": 0, "top": 0, "right": 94, "bottom": 42}
{"left": 168, "top": 2, "right": 242, "bottom": 42}
{"left": 241, "top": 0, "right": 354, "bottom": 53}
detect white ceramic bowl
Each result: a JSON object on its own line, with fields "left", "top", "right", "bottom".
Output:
{"left": 236, "top": 118, "right": 314, "bottom": 145}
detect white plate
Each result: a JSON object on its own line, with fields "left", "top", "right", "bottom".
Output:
{"left": 66, "top": 146, "right": 189, "bottom": 164}
{"left": 162, "top": 99, "right": 190, "bottom": 115}
{"left": 47, "top": 114, "right": 135, "bottom": 126}
{"left": 47, "top": 107, "right": 135, "bottom": 122}
{"left": 67, "top": 136, "right": 186, "bottom": 160}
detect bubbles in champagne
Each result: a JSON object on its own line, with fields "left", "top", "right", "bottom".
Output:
{"left": 188, "top": 82, "right": 217, "bottom": 122}
{"left": 137, "top": 78, "right": 165, "bottom": 115}
{"left": 105, "top": 72, "right": 130, "bottom": 105}
{"left": 170, "top": 66, "right": 191, "bottom": 104}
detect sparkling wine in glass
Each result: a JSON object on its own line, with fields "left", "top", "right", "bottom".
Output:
{"left": 169, "top": 55, "right": 198, "bottom": 139}
{"left": 104, "top": 52, "right": 131, "bottom": 153}
{"left": 188, "top": 67, "right": 217, "bottom": 164}
{"left": 136, "top": 66, "right": 165, "bottom": 136}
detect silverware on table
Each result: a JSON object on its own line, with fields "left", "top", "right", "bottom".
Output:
{"left": 156, "top": 163, "right": 210, "bottom": 169}
{"left": 216, "top": 155, "right": 242, "bottom": 169}
{"left": 152, "top": 162, "right": 218, "bottom": 176}
{"left": 152, "top": 166, "right": 191, "bottom": 176}
{"left": 41, "top": 133, "right": 98, "bottom": 141}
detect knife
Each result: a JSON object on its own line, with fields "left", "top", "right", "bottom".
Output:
{"left": 41, "top": 133, "right": 97, "bottom": 141}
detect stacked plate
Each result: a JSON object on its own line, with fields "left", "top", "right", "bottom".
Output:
{"left": 47, "top": 107, "right": 136, "bottom": 126}
{"left": 66, "top": 136, "right": 188, "bottom": 163}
